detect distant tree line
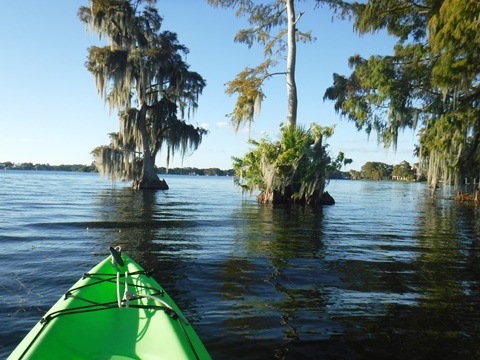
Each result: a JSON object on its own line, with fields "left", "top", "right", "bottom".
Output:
{"left": 328, "top": 169, "right": 352, "bottom": 180}
{"left": 349, "top": 161, "right": 418, "bottom": 181}
{"left": 1, "top": 160, "right": 419, "bottom": 180}
{"left": 0, "top": 162, "right": 96, "bottom": 172}
{"left": 0, "top": 161, "right": 235, "bottom": 176}
{"left": 157, "top": 167, "right": 235, "bottom": 176}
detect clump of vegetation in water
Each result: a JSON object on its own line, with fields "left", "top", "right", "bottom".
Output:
{"left": 233, "top": 123, "right": 351, "bottom": 205}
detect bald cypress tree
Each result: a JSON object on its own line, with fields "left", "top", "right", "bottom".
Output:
{"left": 79, "top": 0, "right": 207, "bottom": 189}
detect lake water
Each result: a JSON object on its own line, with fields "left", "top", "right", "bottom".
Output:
{"left": 1, "top": 171, "right": 479, "bottom": 359}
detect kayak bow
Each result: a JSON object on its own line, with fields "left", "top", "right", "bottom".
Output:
{"left": 9, "top": 247, "right": 211, "bottom": 360}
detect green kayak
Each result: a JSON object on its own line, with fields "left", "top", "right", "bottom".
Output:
{"left": 9, "top": 247, "right": 211, "bottom": 360}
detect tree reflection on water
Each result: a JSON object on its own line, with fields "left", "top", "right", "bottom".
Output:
{"left": 219, "top": 196, "right": 480, "bottom": 359}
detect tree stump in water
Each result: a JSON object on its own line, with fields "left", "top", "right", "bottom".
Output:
{"left": 257, "top": 190, "right": 286, "bottom": 204}
{"left": 454, "top": 191, "right": 479, "bottom": 203}
{"left": 257, "top": 189, "right": 335, "bottom": 205}
{"left": 132, "top": 178, "right": 169, "bottom": 190}
{"left": 319, "top": 191, "right": 335, "bottom": 205}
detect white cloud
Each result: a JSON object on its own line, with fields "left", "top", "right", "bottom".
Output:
{"left": 216, "top": 121, "right": 229, "bottom": 128}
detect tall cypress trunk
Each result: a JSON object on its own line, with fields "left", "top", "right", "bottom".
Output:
{"left": 132, "top": 103, "right": 169, "bottom": 190}
{"left": 286, "top": 0, "right": 298, "bottom": 129}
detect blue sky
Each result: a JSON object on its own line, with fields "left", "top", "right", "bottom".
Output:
{"left": 0, "top": 1, "right": 418, "bottom": 171}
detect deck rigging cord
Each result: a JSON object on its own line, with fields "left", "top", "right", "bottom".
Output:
{"left": 110, "top": 246, "right": 200, "bottom": 360}
{"left": 110, "top": 246, "right": 188, "bottom": 325}
{"left": 110, "top": 246, "right": 189, "bottom": 324}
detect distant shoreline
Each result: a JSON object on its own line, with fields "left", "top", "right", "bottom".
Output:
{"left": 0, "top": 162, "right": 235, "bottom": 176}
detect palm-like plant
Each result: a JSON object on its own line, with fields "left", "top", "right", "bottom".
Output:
{"left": 79, "top": 0, "right": 207, "bottom": 189}
{"left": 233, "top": 124, "right": 343, "bottom": 205}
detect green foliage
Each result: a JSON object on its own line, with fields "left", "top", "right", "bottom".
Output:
{"left": 324, "top": 53, "right": 422, "bottom": 150}
{"left": 13, "top": 162, "right": 35, "bottom": 171}
{"left": 321, "top": 0, "right": 480, "bottom": 189}
{"left": 233, "top": 123, "right": 342, "bottom": 204}
{"left": 232, "top": 137, "right": 277, "bottom": 194}
{"left": 429, "top": 0, "right": 480, "bottom": 88}
{"left": 392, "top": 161, "right": 416, "bottom": 181}
{"left": 328, "top": 151, "right": 353, "bottom": 176}
{"left": 225, "top": 63, "right": 267, "bottom": 132}
{"left": 209, "top": 0, "right": 315, "bottom": 130}
{"left": 349, "top": 169, "right": 362, "bottom": 180}
{"left": 361, "top": 162, "right": 393, "bottom": 181}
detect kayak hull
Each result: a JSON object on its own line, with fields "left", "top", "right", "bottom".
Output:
{"left": 9, "top": 249, "right": 210, "bottom": 360}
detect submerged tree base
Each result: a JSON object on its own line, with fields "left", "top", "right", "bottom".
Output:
{"left": 132, "top": 177, "right": 169, "bottom": 190}
{"left": 454, "top": 191, "right": 479, "bottom": 204}
{"left": 257, "top": 189, "right": 335, "bottom": 206}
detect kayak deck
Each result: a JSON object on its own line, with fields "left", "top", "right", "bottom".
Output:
{"left": 9, "top": 248, "right": 210, "bottom": 360}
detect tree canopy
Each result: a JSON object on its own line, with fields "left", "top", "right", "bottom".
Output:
{"left": 360, "top": 161, "right": 393, "bottom": 181}
{"left": 208, "top": 0, "right": 314, "bottom": 130}
{"left": 392, "top": 161, "right": 416, "bottom": 180}
{"left": 320, "top": 0, "right": 480, "bottom": 189}
{"left": 79, "top": 0, "right": 207, "bottom": 189}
